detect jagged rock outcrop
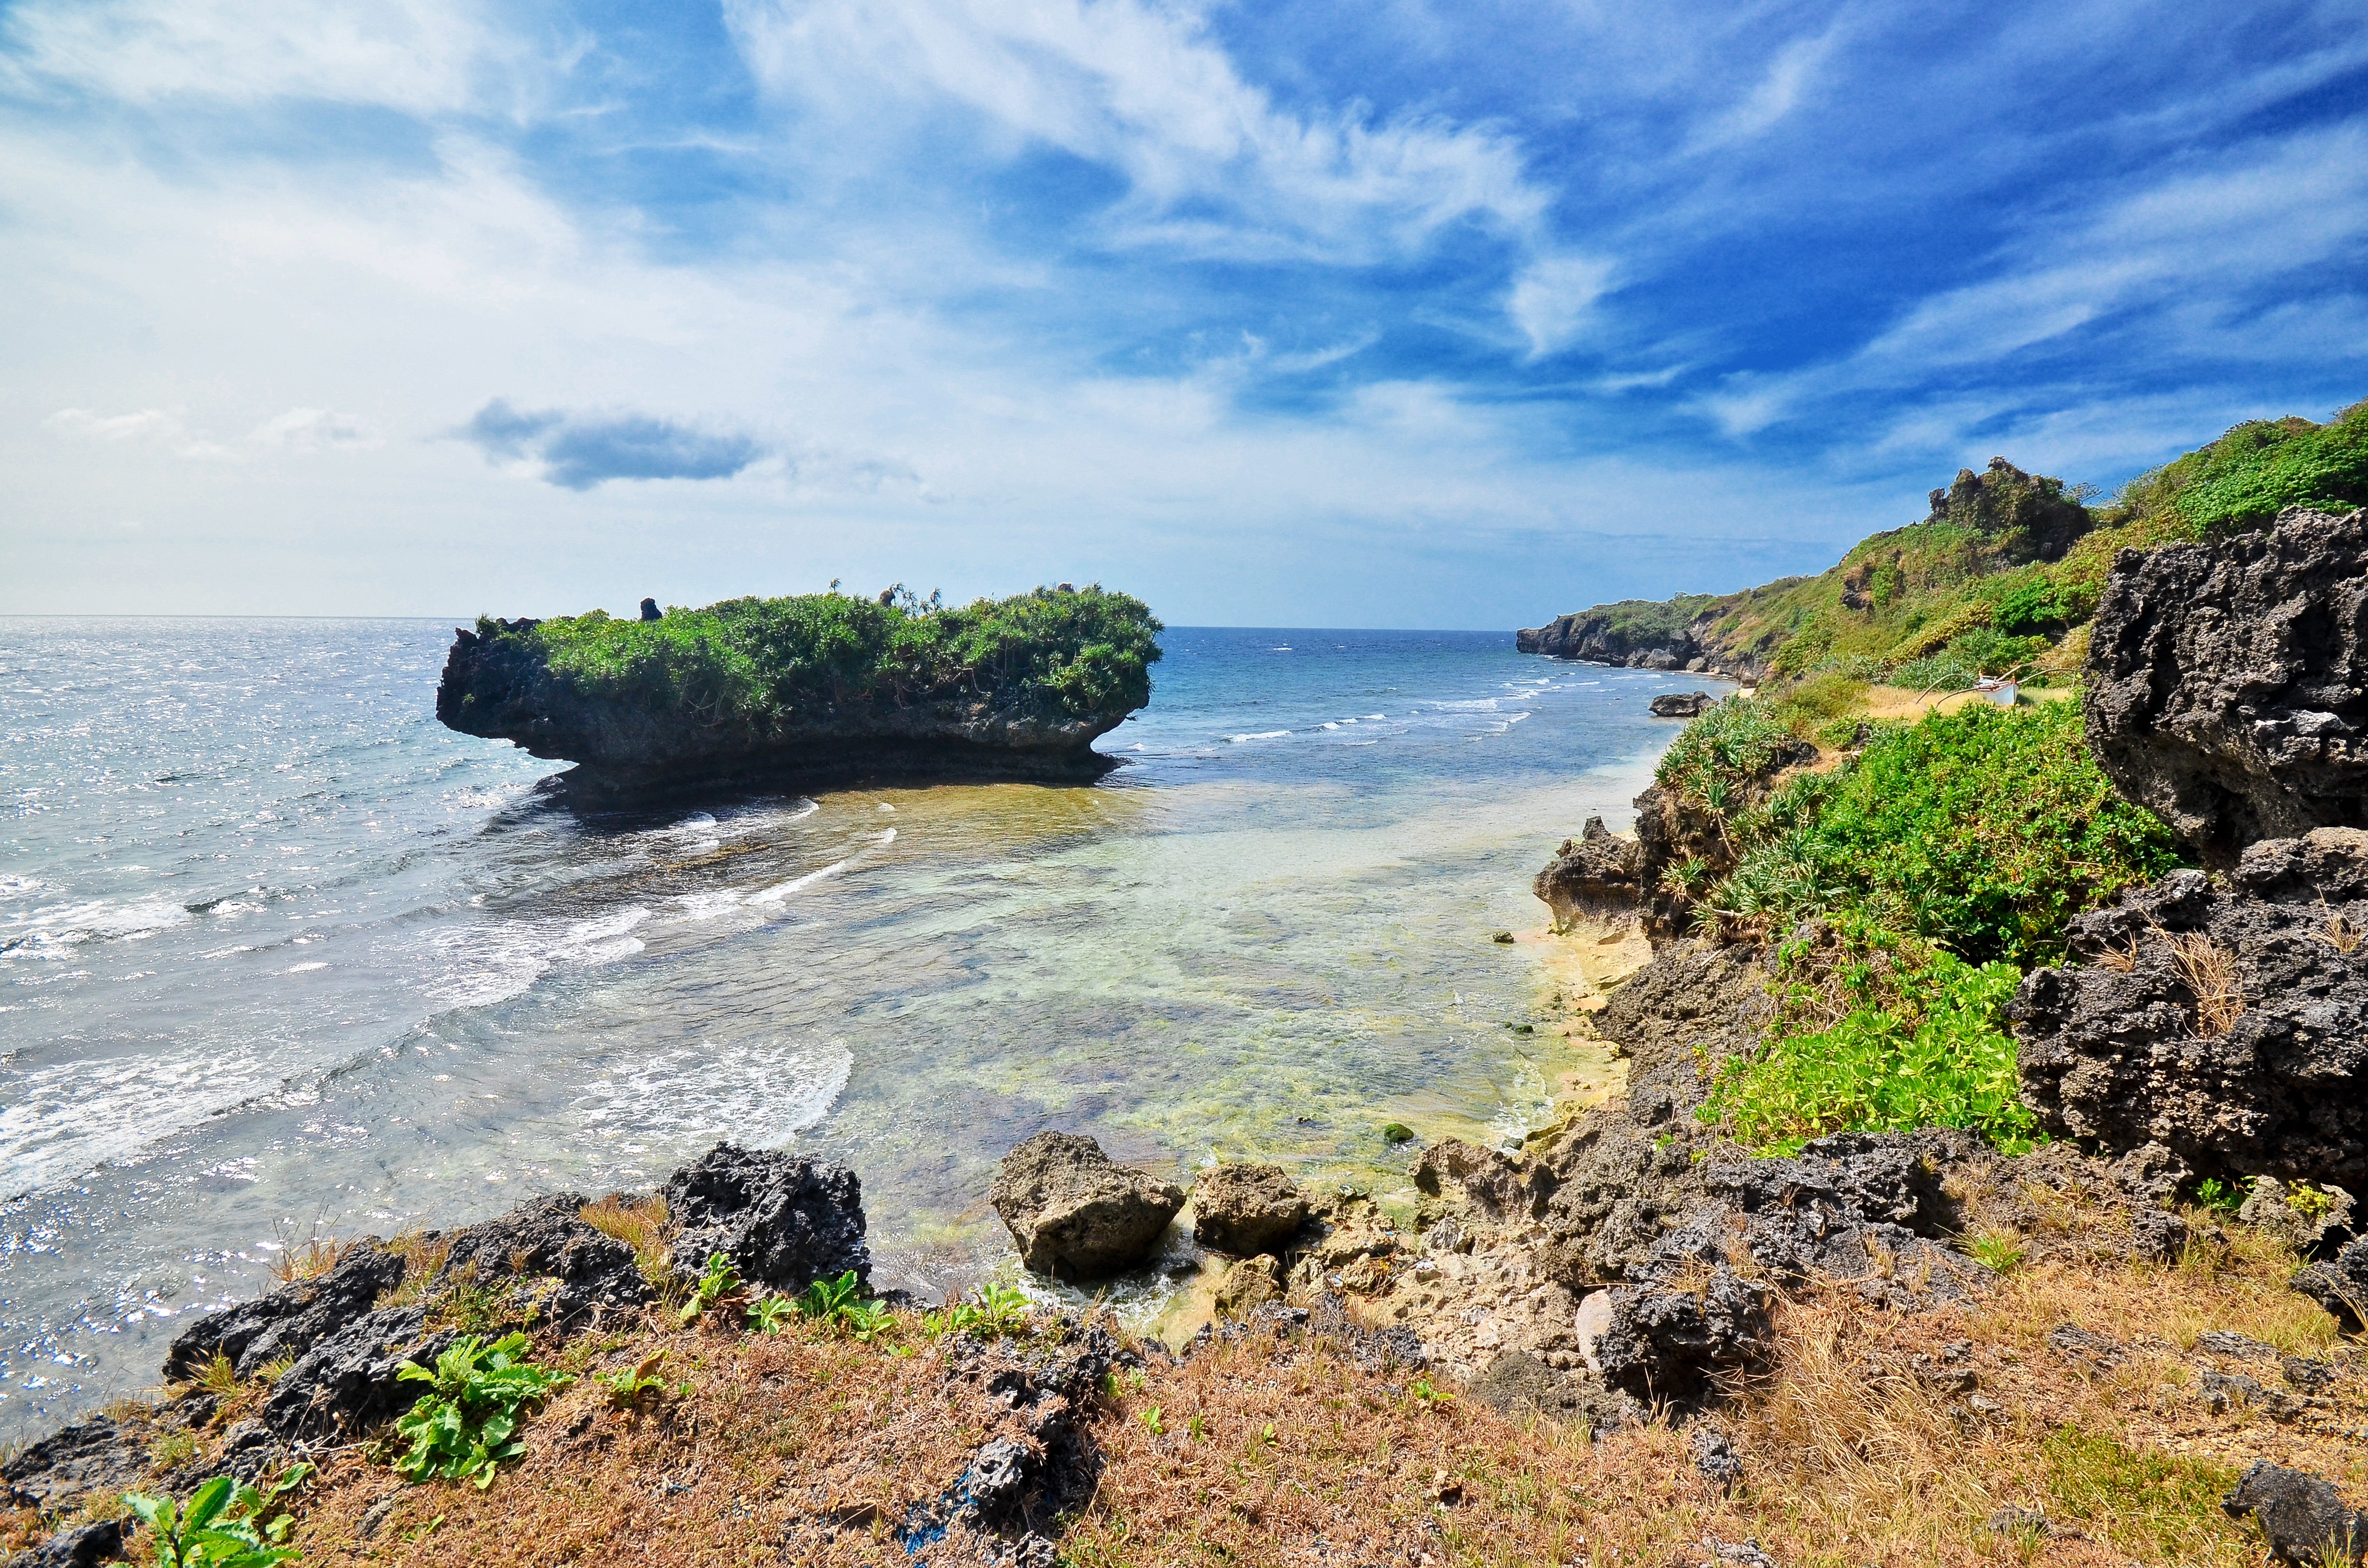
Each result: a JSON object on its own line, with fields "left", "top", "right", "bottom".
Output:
{"left": 660, "top": 1142, "right": 872, "bottom": 1293}
{"left": 1924, "top": 457, "right": 2093, "bottom": 565}
{"left": 0, "top": 1417, "right": 148, "bottom": 1512}
{"left": 2292, "top": 1239, "right": 2368, "bottom": 1331}
{"left": 1516, "top": 598, "right": 1731, "bottom": 672}
{"left": 2085, "top": 507, "right": 2368, "bottom": 866}
{"left": 2223, "top": 1460, "right": 2366, "bottom": 1565}
{"left": 437, "top": 1191, "right": 651, "bottom": 1327}
{"left": 256, "top": 1304, "right": 458, "bottom": 1444}
{"left": 1649, "top": 691, "right": 1714, "bottom": 717}
{"left": 1532, "top": 817, "right": 1646, "bottom": 931}
{"left": 2010, "top": 831, "right": 2368, "bottom": 1187}
{"left": 2, "top": 1518, "right": 125, "bottom": 1568}
{"left": 1188, "top": 1164, "right": 1307, "bottom": 1256}
{"left": 163, "top": 1243, "right": 407, "bottom": 1382}
{"left": 990, "top": 1133, "right": 1183, "bottom": 1280}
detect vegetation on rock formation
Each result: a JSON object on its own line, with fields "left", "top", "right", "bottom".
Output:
{"left": 461, "top": 584, "right": 1163, "bottom": 729}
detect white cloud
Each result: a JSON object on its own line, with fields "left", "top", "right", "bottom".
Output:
{"left": 1, "top": 0, "right": 490, "bottom": 110}
{"left": 250, "top": 407, "right": 382, "bottom": 452}
{"left": 1507, "top": 254, "right": 1616, "bottom": 358}
{"left": 1686, "top": 30, "right": 1837, "bottom": 153}
{"left": 44, "top": 408, "right": 230, "bottom": 459}
{"left": 723, "top": 0, "right": 1548, "bottom": 263}
{"left": 47, "top": 405, "right": 379, "bottom": 460}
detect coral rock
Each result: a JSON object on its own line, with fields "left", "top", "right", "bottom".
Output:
{"left": 2223, "top": 1460, "right": 2366, "bottom": 1565}
{"left": 990, "top": 1133, "right": 1182, "bottom": 1280}
{"left": 2085, "top": 507, "right": 2368, "bottom": 865}
{"left": 164, "top": 1243, "right": 407, "bottom": 1383}
{"left": 1189, "top": 1164, "right": 1308, "bottom": 1256}
{"left": 660, "top": 1142, "right": 873, "bottom": 1293}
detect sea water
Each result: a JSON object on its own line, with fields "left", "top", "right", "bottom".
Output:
{"left": 0, "top": 617, "right": 1709, "bottom": 1430}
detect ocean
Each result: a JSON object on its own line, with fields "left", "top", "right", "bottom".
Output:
{"left": 0, "top": 616, "right": 1706, "bottom": 1431}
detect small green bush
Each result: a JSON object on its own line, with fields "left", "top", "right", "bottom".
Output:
{"left": 392, "top": 1332, "right": 572, "bottom": 1489}
{"left": 1655, "top": 698, "right": 1804, "bottom": 808}
{"left": 1709, "top": 701, "right": 2183, "bottom": 967}
{"left": 1702, "top": 922, "right": 2034, "bottom": 1154}
{"left": 122, "top": 1474, "right": 305, "bottom": 1568}
{"left": 1887, "top": 653, "right": 1973, "bottom": 692}
{"left": 2120, "top": 399, "right": 2368, "bottom": 536}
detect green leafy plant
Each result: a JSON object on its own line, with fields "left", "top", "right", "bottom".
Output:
{"left": 838, "top": 1297, "right": 896, "bottom": 1343}
{"left": 1408, "top": 1377, "right": 1453, "bottom": 1408}
{"left": 391, "top": 1332, "right": 572, "bottom": 1489}
{"left": 2286, "top": 1182, "right": 2338, "bottom": 1220}
{"left": 796, "top": 1270, "right": 863, "bottom": 1323}
{"left": 2189, "top": 1177, "right": 2245, "bottom": 1217}
{"left": 1702, "top": 922, "right": 2038, "bottom": 1155}
{"left": 1655, "top": 697, "right": 1805, "bottom": 806}
{"left": 1140, "top": 1405, "right": 1165, "bottom": 1436}
{"left": 678, "top": 1252, "right": 741, "bottom": 1326}
{"left": 744, "top": 1293, "right": 795, "bottom": 1334}
{"left": 1968, "top": 1231, "right": 2028, "bottom": 1275}
{"left": 597, "top": 1351, "right": 672, "bottom": 1411}
{"left": 122, "top": 1475, "right": 301, "bottom": 1568}
{"left": 929, "top": 1280, "right": 1033, "bottom": 1340}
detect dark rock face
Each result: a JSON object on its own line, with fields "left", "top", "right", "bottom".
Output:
{"left": 660, "top": 1142, "right": 872, "bottom": 1293}
{"left": 1188, "top": 1164, "right": 1307, "bottom": 1256}
{"left": 1532, "top": 817, "right": 1646, "bottom": 931}
{"left": 1924, "top": 457, "right": 2093, "bottom": 566}
{"left": 990, "top": 1133, "right": 1182, "bottom": 1280}
{"left": 2010, "top": 833, "right": 2368, "bottom": 1187}
{"left": 2, "top": 1518, "right": 125, "bottom": 1568}
{"left": 639, "top": 597, "right": 662, "bottom": 622}
{"left": 0, "top": 1416, "right": 148, "bottom": 1512}
{"left": 1516, "top": 609, "right": 1717, "bottom": 670}
{"left": 437, "top": 620, "right": 1128, "bottom": 800}
{"left": 1650, "top": 692, "right": 1714, "bottom": 718}
{"left": 256, "top": 1304, "right": 459, "bottom": 1443}
{"left": 1586, "top": 1268, "right": 1771, "bottom": 1404}
{"left": 438, "top": 1192, "right": 651, "bottom": 1328}
{"left": 2223, "top": 1460, "right": 2365, "bottom": 1565}
{"left": 163, "top": 1243, "right": 407, "bottom": 1382}
{"left": 2293, "top": 1239, "right": 2368, "bottom": 1331}
{"left": 2085, "top": 507, "right": 2368, "bottom": 865}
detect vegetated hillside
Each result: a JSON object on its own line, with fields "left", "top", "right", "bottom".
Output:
{"left": 1520, "top": 398, "right": 2368, "bottom": 706}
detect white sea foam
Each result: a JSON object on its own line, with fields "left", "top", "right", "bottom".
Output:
{"left": 285, "top": 962, "right": 328, "bottom": 974}
{"left": 877, "top": 828, "right": 896, "bottom": 844}
{"left": 423, "top": 904, "right": 651, "bottom": 1009}
{"left": 577, "top": 1038, "right": 852, "bottom": 1146}
{"left": 0, "top": 876, "right": 45, "bottom": 901}
{"left": 1226, "top": 730, "right": 1291, "bottom": 743}
{"left": 749, "top": 859, "right": 850, "bottom": 904}
{"left": 0, "top": 896, "right": 192, "bottom": 961}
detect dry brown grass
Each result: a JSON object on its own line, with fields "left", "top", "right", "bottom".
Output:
{"left": 2162, "top": 930, "right": 2244, "bottom": 1036}
{"left": 581, "top": 1193, "right": 672, "bottom": 1293}
{"left": 269, "top": 1218, "right": 355, "bottom": 1285}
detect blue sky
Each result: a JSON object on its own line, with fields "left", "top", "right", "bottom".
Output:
{"left": 4, "top": 0, "right": 2366, "bottom": 626}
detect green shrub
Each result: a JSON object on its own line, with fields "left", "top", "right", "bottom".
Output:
{"left": 2118, "top": 399, "right": 2368, "bottom": 537}
{"left": 1655, "top": 698, "right": 1804, "bottom": 808}
{"left": 1709, "top": 701, "right": 2183, "bottom": 967}
{"left": 481, "top": 584, "right": 1163, "bottom": 728}
{"left": 1993, "top": 577, "right": 2071, "bottom": 635}
{"left": 392, "top": 1332, "right": 572, "bottom": 1489}
{"left": 1941, "top": 625, "right": 2043, "bottom": 676}
{"left": 122, "top": 1474, "right": 305, "bottom": 1568}
{"left": 1701, "top": 921, "right": 2034, "bottom": 1154}
{"left": 1887, "top": 653, "right": 1973, "bottom": 692}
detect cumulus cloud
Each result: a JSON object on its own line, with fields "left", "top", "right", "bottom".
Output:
{"left": 455, "top": 400, "right": 769, "bottom": 491}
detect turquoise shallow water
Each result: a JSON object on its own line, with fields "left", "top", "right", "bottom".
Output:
{"left": 0, "top": 618, "right": 1710, "bottom": 1430}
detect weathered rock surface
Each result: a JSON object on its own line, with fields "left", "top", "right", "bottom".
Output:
{"left": 1532, "top": 817, "right": 1646, "bottom": 931}
{"left": 2, "top": 1518, "right": 125, "bottom": 1568}
{"left": 2241, "top": 1178, "right": 2358, "bottom": 1257}
{"left": 1212, "top": 1255, "right": 1284, "bottom": 1317}
{"left": 2011, "top": 834, "right": 2368, "bottom": 1187}
{"left": 1468, "top": 1350, "right": 1641, "bottom": 1435}
{"left": 256, "top": 1304, "right": 459, "bottom": 1443}
{"left": 1585, "top": 1267, "right": 1772, "bottom": 1403}
{"left": 437, "top": 1191, "right": 651, "bottom": 1328}
{"left": 1650, "top": 692, "right": 1714, "bottom": 718}
{"left": 661, "top": 1142, "right": 872, "bottom": 1293}
{"left": 1188, "top": 1164, "right": 1307, "bottom": 1256}
{"left": 0, "top": 1416, "right": 148, "bottom": 1512}
{"left": 2223, "top": 1460, "right": 2366, "bottom": 1565}
{"left": 2292, "top": 1238, "right": 2368, "bottom": 1331}
{"left": 2085, "top": 507, "right": 2368, "bottom": 865}
{"left": 163, "top": 1242, "right": 407, "bottom": 1382}
{"left": 990, "top": 1133, "right": 1182, "bottom": 1280}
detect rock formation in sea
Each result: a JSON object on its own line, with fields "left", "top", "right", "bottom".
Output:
{"left": 988, "top": 1132, "right": 1183, "bottom": 1280}
{"left": 436, "top": 585, "right": 1162, "bottom": 798}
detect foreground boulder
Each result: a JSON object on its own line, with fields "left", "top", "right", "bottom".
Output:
{"left": 2224, "top": 1460, "right": 2365, "bottom": 1565}
{"left": 660, "top": 1142, "right": 872, "bottom": 1292}
{"left": 1189, "top": 1163, "right": 1308, "bottom": 1256}
{"left": 2011, "top": 832, "right": 2368, "bottom": 1187}
{"left": 437, "top": 1191, "right": 652, "bottom": 1326}
{"left": 2085, "top": 507, "right": 2368, "bottom": 866}
{"left": 1649, "top": 692, "right": 1714, "bottom": 718}
{"left": 991, "top": 1133, "right": 1183, "bottom": 1280}
{"left": 2293, "top": 1239, "right": 2368, "bottom": 1331}
{"left": 163, "top": 1242, "right": 407, "bottom": 1382}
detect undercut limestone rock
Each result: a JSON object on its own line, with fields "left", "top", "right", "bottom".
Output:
{"left": 990, "top": 1133, "right": 1182, "bottom": 1281}
{"left": 1649, "top": 692, "right": 1714, "bottom": 718}
{"left": 1532, "top": 818, "right": 1647, "bottom": 931}
{"left": 2085, "top": 507, "right": 2368, "bottom": 865}
{"left": 2010, "top": 835, "right": 2368, "bottom": 1188}
{"left": 1188, "top": 1164, "right": 1308, "bottom": 1256}
{"left": 163, "top": 1243, "right": 407, "bottom": 1383}
{"left": 660, "top": 1142, "right": 872, "bottom": 1293}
